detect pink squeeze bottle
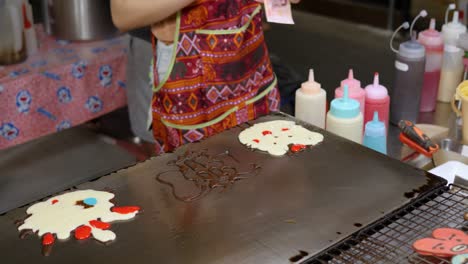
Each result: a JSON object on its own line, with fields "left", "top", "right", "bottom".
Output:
{"left": 364, "top": 73, "right": 390, "bottom": 132}
{"left": 418, "top": 18, "right": 444, "bottom": 112}
{"left": 335, "top": 69, "right": 366, "bottom": 115}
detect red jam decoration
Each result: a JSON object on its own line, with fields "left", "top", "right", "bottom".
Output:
{"left": 74, "top": 225, "right": 92, "bottom": 240}
{"left": 111, "top": 206, "right": 140, "bottom": 214}
{"left": 290, "top": 144, "right": 307, "bottom": 153}
{"left": 262, "top": 130, "right": 272, "bottom": 136}
{"left": 253, "top": 139, "right": 260, "bottom": 143}
{"left": 42, "top": 233, "right": 55, "bottom": 245}
{"left": 89, "top": 220, "right": 111, "bottom": 230}
{"left": 282, "top": 128, "right": 290, "bottom": 131}
{"left": 51, "top": 199, "right": 58, "bottom": 205}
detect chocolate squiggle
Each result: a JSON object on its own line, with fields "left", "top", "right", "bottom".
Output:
{"left": 156, "top": 149, "right": 261, "bottom": 202}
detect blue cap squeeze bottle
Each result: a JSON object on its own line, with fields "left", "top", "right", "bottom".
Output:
{"left": 326, "top": 85, "right": 363, "bottom": 143}
{"left": 363, "top": 112, "right": 387, "bottom": 155}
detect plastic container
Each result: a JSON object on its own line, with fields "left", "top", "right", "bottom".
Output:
{"left": 429, "top": 161, "right": 468, "bottom": 185}
{"left": 334, "top": 69, "right": 365, "bottom": 115}
{"left": 295, "top": 69, "right": 327, "bottom": 128}
{"left": 438, "top": 9, "right": 466, "bottom": 102}
{"left": 326, "top": 85, "right": 363, "bottom": 143}
{"left": 418, "top": 18, "right": 444, "bottom": 112}
{"left": 457, "top": 32, "right": 468, "bottom": 51}
{"left": 364, "top": 73, "right": 390, "bottom": 132}
{"left": 23, "top": 2, "right": 37, "bottom": 56}
{"left": 390, "top": 11, "right": 427, "bottom": 125}
{"left": 460, "top": 0, "right": 468, "bottom": 25}
{"left": 0, "top": 0, "right": 26, "bottom": 65}
{"left": 363, "top": 112, "right": 387, "bottom": 154}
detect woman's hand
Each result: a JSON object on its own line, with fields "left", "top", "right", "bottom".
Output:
{"left": 150, "top": 0, "right": 301, "bottom": 44}
{"left": 151, "top": 15, "right": 177, "bottom": 44}
{"left": 111, "top": 0, "right": 194, "bottom": 32}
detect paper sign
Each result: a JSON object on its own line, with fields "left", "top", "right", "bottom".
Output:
{"left": 264, "top": 0, "right": 295, "bottom": 24}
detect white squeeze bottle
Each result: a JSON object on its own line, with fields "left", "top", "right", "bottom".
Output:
{"left": 438, "top": 7, "right": 467, "bottom": 102}
{"left": 295, "top": 69, "right": 327, "bottom": 128}
{"left": 326, "top": 84, "right": 363, "bottom": 144}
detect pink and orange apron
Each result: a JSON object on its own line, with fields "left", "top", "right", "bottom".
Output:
{"left": 151, "top": 0, "right": 279, "bottom": 154}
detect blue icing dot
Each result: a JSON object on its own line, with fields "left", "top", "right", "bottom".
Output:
{"left": 83, "top": 197, "right": 97, "bottom": 206}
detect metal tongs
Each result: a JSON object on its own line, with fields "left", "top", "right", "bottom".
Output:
{"left": 399, "top": 120, "right": 468, "bottom": 187}
{"left": 398, "top": 120, "right": 440, "bottom": 158}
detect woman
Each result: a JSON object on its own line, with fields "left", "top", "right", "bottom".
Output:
{"left": 111, "top": 0, "right": 300, "bottom": 154}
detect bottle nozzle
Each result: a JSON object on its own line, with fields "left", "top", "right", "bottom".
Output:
{"left": 343, "top": 85, "right": 349, "bottom": 101}
{"left": 348, "top": 69, "right": 354, "bottom": 80}
{"left": 453, "top": 11, "right": 460, "bottom": 23}
{"left": 402, "top": 22, "right": 410, "bottom": 29}
{"left": 420, "top": 10, "right": 428, "bottom": 18}
{"left": 373, "top": 73, "right": 379, "bottom": 86}
{"left": 373, "top": 111, "right": 380, "bottom": 122}
{"left": 301, "top": 69, "right": 321, "bottom": 95}
{"left": 429, "top": 18, "right": 436, "bottom": 30}
{"left": 410, "top": 10, "right": 428, "bottom": 37}
{"left": 390, "top": 22, "right": 410, "bottom": 53}
{"left": 446, "top": 3, "right": 457, "bottom": 24}
{"left": 308, "top": 69, "right": 315, "bottom": 82}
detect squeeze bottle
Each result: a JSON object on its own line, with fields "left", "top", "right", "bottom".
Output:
{"left": 326, "top": 85, "right": 363, "bottom": 144}
{"left": 363, "top": 112, "right": 387, "bottom": 155}
{"left": 438, "top": 7, "right": 467, "bottom": 102}
{"left": 334, "top": 69, "right": 366, "bottom": 115}
{"left": 295, "top": 69, "right": 327, "bottom": 128}
{"left": 23, "top": 2, "right": 37, "bottom": 55}
{"left": 364, "top": 73, "right": 390, "bottom": 131}
{"left": 418, "top": 18, "right": 443, "bottom": 112}
{"left": 460, "top": 0, "right": 468, "bottom": 25}
{"left": 390, "top": 10, "right": 427, "bottom": 125}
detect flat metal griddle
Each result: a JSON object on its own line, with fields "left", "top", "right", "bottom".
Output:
{"left": 0, "top": 126, "right": 137, "bottom": 214}
{"left": 0, "top": 113, "right": 446, "bottom": 264}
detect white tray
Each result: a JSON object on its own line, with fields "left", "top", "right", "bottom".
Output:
{"left": 429, "top": 161, "right": 468, "bottom": 185}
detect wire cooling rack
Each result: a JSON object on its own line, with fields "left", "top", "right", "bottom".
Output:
{"left": 305, "top": 184, "right": 468, "bottom": 264}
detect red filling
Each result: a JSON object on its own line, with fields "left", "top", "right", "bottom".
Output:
{"left": 42, "top": 233, "right": 55, "bottom": 245}
{"left": 51, "top": 199, "right": 58, "bottom": 205}
{"left": 89, "top": 220, "right": 111, "bottom": 230}
{"left": 111, "top": 206, "right": 140, "bottom": 214}
{"left": 74, "top": 225, "right": 92, "bottom": 240}
{"left": 262, "top": 130, "right": 272, "bottom": 136}
{"left": 253, "top": 139, "right": 260, "bottom": 143}
{"left": 290, "top": 144, "right": 307, "bottom": 153}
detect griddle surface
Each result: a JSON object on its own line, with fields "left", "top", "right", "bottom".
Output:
{"left": 0, "top": 114, "right": 445, "bottom": 264}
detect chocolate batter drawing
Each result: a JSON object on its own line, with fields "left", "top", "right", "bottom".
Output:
{"left": 156, "top": 149, "right": 260, "bottom": 202}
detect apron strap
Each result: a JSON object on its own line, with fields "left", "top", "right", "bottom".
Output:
{"left": 151, "top": 32, "right": 160, "bottom": 86}
{"left": 148, "top": 32, "right": 159, "bottom": 132}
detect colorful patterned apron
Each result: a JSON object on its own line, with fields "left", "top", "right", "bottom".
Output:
{"left": 151, "top": 0, "right": 280, "bottom": 154}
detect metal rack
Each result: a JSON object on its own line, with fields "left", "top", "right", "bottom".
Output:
{"left": 306, "top": 184, "right": 468, "bottom": 264}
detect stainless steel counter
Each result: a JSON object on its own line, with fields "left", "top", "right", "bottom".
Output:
{"left": 0, "top": 113, "right": 445, "bottom": 264}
